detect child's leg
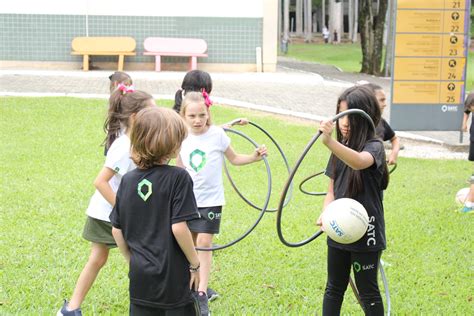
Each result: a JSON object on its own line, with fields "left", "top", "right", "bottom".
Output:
{"left": 352, "top": 251, "right": 384, "bottom": 316}
{"left": 322, "top": 246, "right": 351, "bottom": 316}
{"left": 195, "top": 233, "right": 214, "bottom": 293}
{"left": 68, "top": 243, "right": 110, "bottom": 309}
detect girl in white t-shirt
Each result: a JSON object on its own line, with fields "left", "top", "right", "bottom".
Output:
{"left": 57, "top": 86, "right": 155, "bottom": 316}
{"left": 176, "top": 91, "right": 267, "bottom": 315}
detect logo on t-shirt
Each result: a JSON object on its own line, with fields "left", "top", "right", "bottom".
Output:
{"left": 137, "top": 179, "right": 152, "bottom": 201}
{"left": 189, "top": 149, "right": 206, "bottom": 172}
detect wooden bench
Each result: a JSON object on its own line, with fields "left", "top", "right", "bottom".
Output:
{"left": 143, "top": 37, "right": 208, "bottom": 71}
{"left": 71, "top": 37, "right": 136, "bottom": 71}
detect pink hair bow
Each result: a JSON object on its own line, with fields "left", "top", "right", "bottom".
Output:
{"left": 202, "top": 89, "right": 213, "bottom": 108}
{"left": 117, "top": 83, "right": 135, "bottom": 94}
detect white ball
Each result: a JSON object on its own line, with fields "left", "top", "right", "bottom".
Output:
{"left": 322, "top": 198, "right": 369, "bottom": 244}
{"left": 455, "top": 187, "right": 470, "bottom": 205}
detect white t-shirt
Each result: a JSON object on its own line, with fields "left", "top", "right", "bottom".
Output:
{"left": 86, "top": 134, "right": 136, "bottom": 222}
{"left": 179, "top": 125, "right": 231, "bottom": 207}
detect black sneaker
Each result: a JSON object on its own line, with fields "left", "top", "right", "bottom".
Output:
{"left": 207, "top": 288, "right": 219, "bottom": 302}
{"left": 196, "top": 291, "right": 210, "bottom": 316}
{"left": 56, "top": 300, "right": 82, "bottom": 316}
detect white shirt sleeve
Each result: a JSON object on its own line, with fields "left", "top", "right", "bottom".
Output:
{"left": 104, "top": 136, "right": 132, "bottom": 176}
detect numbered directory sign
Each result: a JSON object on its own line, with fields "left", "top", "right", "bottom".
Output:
{"left": 390, "top": 0, "right": 471, "bottom": 130}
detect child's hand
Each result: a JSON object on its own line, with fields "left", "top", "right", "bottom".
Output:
{"left": 254, "top": 144, "right": 267, "bottom": 161}
{"left": 316, "top": 213, "right": 325, "bottom": 231}
{"left": 222, "top": 118, "right": 249, "bottom": 129}
{"left": 189, "top": 267, "right": 200, "bottom": 291}
{"left": 387, "top": 155, "right": 397, "bottom": 165}
{"left": 462, "top": 123, "right": 468, "bottom": 132}
{"left": 319, "top": 120, "right": 334, "bottom": 145}
{"left": 234, "top": 118, "right": 249, "bottom": 126}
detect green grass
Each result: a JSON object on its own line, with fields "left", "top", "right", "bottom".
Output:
{"left": 286, "top": 43, "right": 474, "bottom": 91}
{"left": 286, "top": 43, "right": 363, "bottom": 73}
{"left": 1, "top": 97, "right": 473, "bottom": 314}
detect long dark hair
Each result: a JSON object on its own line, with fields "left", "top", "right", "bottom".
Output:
{"left": 103, "top": 89, "right": 153, "bottom": 151}
{"left": 173, "top": 70, "right": 212, "bottom": 113}
{"left": 334, "top": 86, "right": 389, "bottom": 196}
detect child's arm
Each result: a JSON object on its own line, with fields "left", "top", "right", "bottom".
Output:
{"left": 93, "top": 167, "right": 116, "bottom": 206}
{"left": 317, "top": 179, "right": 335, "bottom": 227}
{"left": 112, "top": 227, "right": 130, "bottom": 263}
{"left": 387, "top": 135, "right": 400, "bottom": 165}
{"left": 221, "top": 118, "right": 249, "bottom": 129}
{"left": 224, "top": 144, "right": 267, "bottom": 166}
{"left": 319, "top": 120, "right": 374, "bottom": 170}
{"left": 462, "top": 112, "right": 470, "bottom": 132}
{"left": 172, "top": 221, "right": 200, "bottom": 290}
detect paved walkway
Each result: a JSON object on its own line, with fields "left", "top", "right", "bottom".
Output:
{"left": 0, "top": 57, "right": 469, "bottom": 152}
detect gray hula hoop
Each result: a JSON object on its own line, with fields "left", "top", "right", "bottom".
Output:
{"left": 195, "top": 127, "right": 272, "bottom": 251}
{"left": 223, "top": 120, "right": 293, "bottom": 212}
{"left": 276, "top": 109, "right": 375, "bottom": 247}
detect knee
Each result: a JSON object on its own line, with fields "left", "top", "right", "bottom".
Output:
{"left": 88, "top": 252, "right": 108, "bottom": 269}
{"left": 324, "top": 282, "right": 346, "bottom": 301}
{"left": 196, "top": 235, "right": 213, "bottom": 248}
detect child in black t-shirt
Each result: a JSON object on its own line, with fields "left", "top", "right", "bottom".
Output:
{"left": 361, "top": 82, "right": 400, "bottom": 165}
{"left": 110, "top": 107, "right": 201, "bottom": 315}
{"left": 461, "top": 92, "right": 474, "bottom": 214}
{"left": 317, "top": 86, "right": 390, "bottom": 315}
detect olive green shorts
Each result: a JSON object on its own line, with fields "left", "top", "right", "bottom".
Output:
{"left": 82, "top": 216, "right": 117, "bottom": 249}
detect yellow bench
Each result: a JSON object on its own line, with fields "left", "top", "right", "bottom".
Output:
{"left": 71, "top": 37, "right": 136, "bottom": 71}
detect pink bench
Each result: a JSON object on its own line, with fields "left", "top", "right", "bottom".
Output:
{"left": 143, "top": 37, "right": 208, "bottom": 71}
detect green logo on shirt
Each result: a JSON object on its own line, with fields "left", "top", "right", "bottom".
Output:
{"left": 137, "top": 179, "right": 152, "bottom": 201}
{"left": 189, "top": 149, "right": 206, "bottom": 172}
{"left": 353, "top": 261, "right": 361, "bottom": 273}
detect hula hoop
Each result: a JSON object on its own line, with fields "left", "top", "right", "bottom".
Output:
{"left": 223, "top": 120, "right": 293, "bottom": 212}
{"left": 388, "top": 163, "right": 397, "bottom": 174}
{"left": 349, "top": 260, "right": 391, "bottom": 316}
{"left": 299, "top": 170, "right": 327, "bottom": 196}
{"left": 195, "top": 127, "right": 272, "bottom": 251}
{"left": 276, "top": 109, "right": 375, "bottom": 247}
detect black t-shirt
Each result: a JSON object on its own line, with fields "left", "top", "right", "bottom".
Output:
{"left": 110, "top": 165, "right": 199, "bottom": 309}
{"left": 375, "top": 118, "right": 395, "bottom": 142}
{"left": 464, "top": 93, "right": 474, "bottom": 142}
{"left": 325, "top": 139, "right": 386, "bottom": 252}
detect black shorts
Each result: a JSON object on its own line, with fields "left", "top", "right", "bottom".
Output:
{"left": 469, "top": 141, "right": 474, "bottom": 161}
{"left": 187, "top": 206, "right": 222, "bottom": 234}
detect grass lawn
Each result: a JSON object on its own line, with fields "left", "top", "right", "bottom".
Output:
{"left": 1, "top": 97, "right": 473, "bottom": 314}
{"left": 286, "top": 42, "right": 474, "bottom": 92}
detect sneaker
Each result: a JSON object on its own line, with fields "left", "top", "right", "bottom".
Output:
{"left": 207, "top": 288, "right": 219, "bottom": 302}
{"left": 196, "top": 291, "right": 210, "bottom": 316}
{"left": 56, "top": 300, "right": 82, "bottom": 316}
{"left": 459, "top": 205, "right": 474, "bottom": 214}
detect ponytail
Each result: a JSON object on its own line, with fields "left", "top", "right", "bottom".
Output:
{"left": 103, "top": 89, "right": 153, "bottom": 151}
{"left": 173, "top": 89, "right": 183, "bottom": 113}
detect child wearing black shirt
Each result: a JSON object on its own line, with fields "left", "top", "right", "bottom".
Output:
{"left": 110, "top": 107, "right": 201, "bottom": 315}
{"left": 317, "top": 86, "right": 390, "bottom": 315}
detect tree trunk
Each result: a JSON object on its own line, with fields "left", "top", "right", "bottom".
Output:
{"left": 383, "top": 0, "right": 395, "bottom": 76}
{"left": 352, "top": 0, "right": 359, "bottom": 42}
{"left": 304, "top": 0, "right": 312, "bottom": 42}
{"left": 359, "top": 0, "right": 388, "bottom": 74}
{"left": 348, "top": 0, "right": 353, "bottom": 41}
{"left": 322, "top": 0, "right": 326, "bottom": 32}
{"left": 283, "top": 0, "right": 290, "bottom": 42}
{"left": 296, "top": 0, "right": 303, "bottom": 36}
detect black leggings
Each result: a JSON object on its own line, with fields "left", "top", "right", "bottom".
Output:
{"left": 323, "top": 246, "right": 384, "bottom": 316}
